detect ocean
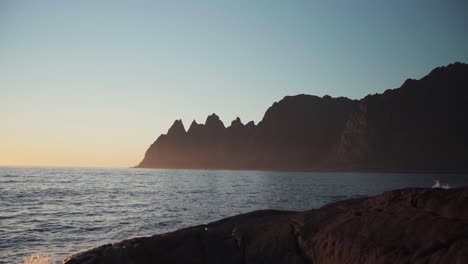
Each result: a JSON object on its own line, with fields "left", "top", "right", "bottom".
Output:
{"left": 1, "top": 167, "right": 468, "bottom": 263}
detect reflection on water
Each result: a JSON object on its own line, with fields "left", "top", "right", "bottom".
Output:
{"left": 1, "top": 167, "right": 467, "bottom": 263}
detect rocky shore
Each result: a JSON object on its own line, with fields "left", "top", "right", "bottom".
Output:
{"left": 64, "top": 187, "right": 468, "bottom": 264}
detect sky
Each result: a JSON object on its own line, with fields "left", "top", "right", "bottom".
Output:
{"left": 1, "top": 0, "right": 467, "bottom": 167}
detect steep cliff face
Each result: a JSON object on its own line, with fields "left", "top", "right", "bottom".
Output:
{"left": 336, "top": 102, "right": 370, "bottom": 168}
{"left": 252, "top": 95, "right": 357, "bottom": 169}
{"left": 64, "top": 187, "right": 468, "bottom": 264}
{"left": 137, "top": 62, "right": 468, "bottom": 171}
{"left": 338, "top": 62, "right": 468, "bottom": 171}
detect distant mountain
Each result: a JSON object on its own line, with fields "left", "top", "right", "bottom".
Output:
{"left": 136, "top": 62, "right": 468, "bottom": 172}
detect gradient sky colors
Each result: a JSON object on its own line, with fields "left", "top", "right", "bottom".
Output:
{"left": 2, "top": 0, "right": 468, "bottom": 167}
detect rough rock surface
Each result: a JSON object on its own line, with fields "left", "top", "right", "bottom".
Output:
{"left": 337, "top": 62, "right": 468, "bottom": 171}
{"left": 137, "top": 62, "right": 468, "bottom": 172}
{"left": 64, "top": 187, "right": 468, "bottom": 264}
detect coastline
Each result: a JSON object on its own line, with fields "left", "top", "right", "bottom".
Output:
{"left": 64, "top": 187, "right": 468, "bottom": 264}
{"left": 133, "top": 165, "right": 468, "bottom": 175}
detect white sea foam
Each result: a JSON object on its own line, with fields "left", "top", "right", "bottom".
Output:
{"left": 23, "top": 254, "right": 53, "bottom": 264}
{"left": 432, "top": 180, "right": 450, "bottom": 189}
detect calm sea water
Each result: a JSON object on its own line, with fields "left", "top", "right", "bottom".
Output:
{"left": 1, "top": 167, "right": 468, "bottom": 263}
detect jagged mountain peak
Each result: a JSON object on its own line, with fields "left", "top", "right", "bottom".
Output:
{"left": 167, "top": 119, "right": 186, "bottom": 136}
{"left": 230, "top": 117, "right": 244, "bottom": 128}
{"left": 205, "top": 113, "right": 225, "bottom": 129}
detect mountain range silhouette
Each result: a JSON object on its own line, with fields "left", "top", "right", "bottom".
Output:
{"left": 137, "top": 62, "right": 468, "bottom": 172}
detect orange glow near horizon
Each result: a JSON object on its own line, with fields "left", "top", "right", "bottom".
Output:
{"left": 0, "top": 130, "right": 146, "bottom": 168}
{"left": 0, "top": 145, "right": 142, "bottom": 168}
{"left": 0, "top": 150, "right": 136, "bottom": 168}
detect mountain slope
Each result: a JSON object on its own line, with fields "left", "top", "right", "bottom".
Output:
{"left": 137, "top": 62, "right": 468, "bottom": 172}
{"left": 338, "top": 62, "right": 468, "bottom": 171}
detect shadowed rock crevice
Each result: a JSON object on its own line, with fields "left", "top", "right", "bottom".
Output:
{"left": 231, "top": 226, "right": 247, "bottom": 264}
{"left": 198, "top": 228, "right": 207, "bottom": 264}
{"left": 410, "top": 235, "right": 468, "bottom": 262}
{"left": 289, "top": 223, "right": 312, "bottom": 264}
{"left": 64, "top": 188, "right": 468, "bottom": 264}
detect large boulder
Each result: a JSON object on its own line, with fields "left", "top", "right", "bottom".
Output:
{"left": 64, "top": 187, "right": 468, "bottom": 264}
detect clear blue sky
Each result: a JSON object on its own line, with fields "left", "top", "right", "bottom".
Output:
{"left": 1, "top": 0, "right": 467, "bottom": 167}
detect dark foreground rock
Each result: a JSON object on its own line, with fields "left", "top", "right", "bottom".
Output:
{"left": 64, "top": 187, "right": 468, "bottom": 264}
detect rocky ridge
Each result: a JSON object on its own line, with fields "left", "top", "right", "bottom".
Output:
{"left": 137, "top": 62, "right": 468, "bottom": 172}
